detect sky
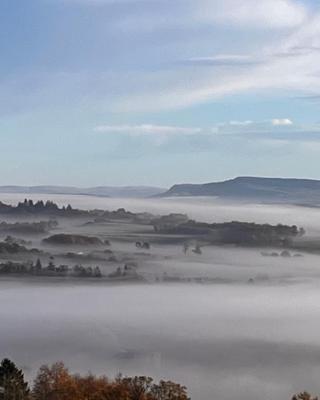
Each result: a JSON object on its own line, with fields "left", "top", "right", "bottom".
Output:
{"left": 1, "top": 0, "right": 320, "bottom": 187}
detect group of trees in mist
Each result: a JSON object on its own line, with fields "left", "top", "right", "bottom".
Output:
{"left": 0, "top": 359, "right": 189, "bottom": 400}
{"left": 16, "top": 200, "right": 72, "bottom": 214}
{"left": 0, "top": 258, "right": 103, "bottom": 278}
{"left": 154, "top": 220, "right": 305, "bottom": 247}
{"left": 0, "top": 200, "right": 76, "bottom": 217}
{"left": 0, "top": 199, "right": 138, "bottom": 221}
{"left": 0, "top": 358, "right": 318, "bottom": 400}
{"left": 0, "top": 221, "right": 58, "bottom": 235}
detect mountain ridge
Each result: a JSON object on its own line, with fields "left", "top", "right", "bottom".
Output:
{"left": 158, "top": 176, "right": 320, "bottom": 204}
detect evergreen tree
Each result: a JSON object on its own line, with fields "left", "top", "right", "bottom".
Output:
{"left": 0, "top": 359, "right": 29, "bottom": 400}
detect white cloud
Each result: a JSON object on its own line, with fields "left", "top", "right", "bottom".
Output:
{"left": 272, "top": 118, "right": 294, "bottom": 126}
{"left": 93, "top": 119, "right": 313, "bottom": 140}
{"left": 195, "top": 0, "right": 308, "bottom": 28}
{"left": 214, "top": 119, "right": 297, "bottom": 136}
{"left": 94, "top": 124, "right": 202, "bottom": 136}
{"left": 186, "top": 54, "right": 261, "bottom": 67}
{"left": 228, "top": 120, "right": 254, "bottom": 126}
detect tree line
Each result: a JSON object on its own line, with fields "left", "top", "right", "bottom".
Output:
{"left": 0, "top": 359, "right": 189, "bottom": 400}
{"left": 0, "top": 358, "right": 317, "bottom": 400}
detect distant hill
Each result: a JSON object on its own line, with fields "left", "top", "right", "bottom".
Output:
{"left": 158, "top": 177, "right": 320, "bottom": 204}
{"left": 0, "top": 186, "right": 166, "bottom": 198}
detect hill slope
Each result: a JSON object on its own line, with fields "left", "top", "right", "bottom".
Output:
{"left": 159, "top": 177, "right": 320, "bottom": 204}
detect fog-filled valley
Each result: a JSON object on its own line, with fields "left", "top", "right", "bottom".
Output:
{"left": 5, "top": 0, "right": 320, "bottom": 398}
{"left": 1, "top": 193, "right": 320, "bottom": 400}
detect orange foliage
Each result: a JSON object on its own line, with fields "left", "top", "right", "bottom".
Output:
{"left": 32, "top": 363, "right": 190, "bottom": 400}
{"left": 32, "top": 362, "right": 78, "bottom": 400}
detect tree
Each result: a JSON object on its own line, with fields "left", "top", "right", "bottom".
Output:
{"left": 118, "top": 376, "right": 153, "bottom": 400}
{"left": 73, "top": 374, "right": 110, "bottom": 400}
{"left": 35, "top": 259, "right": 42, "bottom": 272}
{"left": 292, "top": 393, "right": 318, "bottom": 400}
{"left": 0, "top": 358, "right": 29, "bottom": 400}
{"left": 31, "top": 362, "right": 191, "bottom": 400}
{"left": 35, "top": 201, "right": 45, "bottom": 210}
{"left": 150, "top": 380, "right": 189, "bottom": 400}
{"left": 47, "top": 261, "right": 55, "bottom": 272}
{"left": 101, "top": 384, "right": 130, "bottom": 400}
{"left": 32, "top": 362, "right": 77, "bottom": 400}
{"left": 94, "top": 267, "right": 102, "bottom": 278}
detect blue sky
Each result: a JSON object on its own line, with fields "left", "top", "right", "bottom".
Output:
{"left": 1, "top": 0, "right": 320, "bottom": 187}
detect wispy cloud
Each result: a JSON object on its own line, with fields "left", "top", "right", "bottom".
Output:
{"left": 112, "top": 10, "right": 320, "bottom": 112}
{"left": 185, "top": 54, "right": 261, "bottom": 67}
{"left": 2, "top": 0, "right": 318, "bottom": 115}
{"left": 94, "top": 124, "right": 202, "bottom": 136}
{"left": 91, "top": 120, "right": 320, "bottom": 162}
{"left": 224, "top": 120, "right": 254, "bottom": 127}
{"left": 94, "top": 119, "right": 301, "bottom": 139}
{"left": 215, "top": 119, "right": 297, "bottom": 136}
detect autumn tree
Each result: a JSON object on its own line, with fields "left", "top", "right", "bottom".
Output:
{"left": 73, "top": 374, "right": 110, "bottom": 400}
{"left": 31, "top": 362, "right": 190, "bottom": 400}
{"left": 32, "top": 362, "right": 77, "bottom": 400}
{"left": 98, "top": 383, "right": 130, "bottom": 400}
{"left": 117, "top": 376, "right": 190, "bottom": 400}
{"left": 118, "top": 376, "right": 153, "bottom": 400}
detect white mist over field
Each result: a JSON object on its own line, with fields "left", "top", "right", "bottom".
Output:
{"left": 2, "top": 192, "right": 320, "bottom": 233}
{"left": 1, "top": 194, "right": 320, "bottom": 400}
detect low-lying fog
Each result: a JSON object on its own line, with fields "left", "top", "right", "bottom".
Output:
{"left": 1, "top": 193, "right": 320, "bottom": 400}
{"left": 2, "top": 282, "right": 320, "bottom": 400}
{"left": 2, "top": 192, "right": 320, "bottom": 234}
